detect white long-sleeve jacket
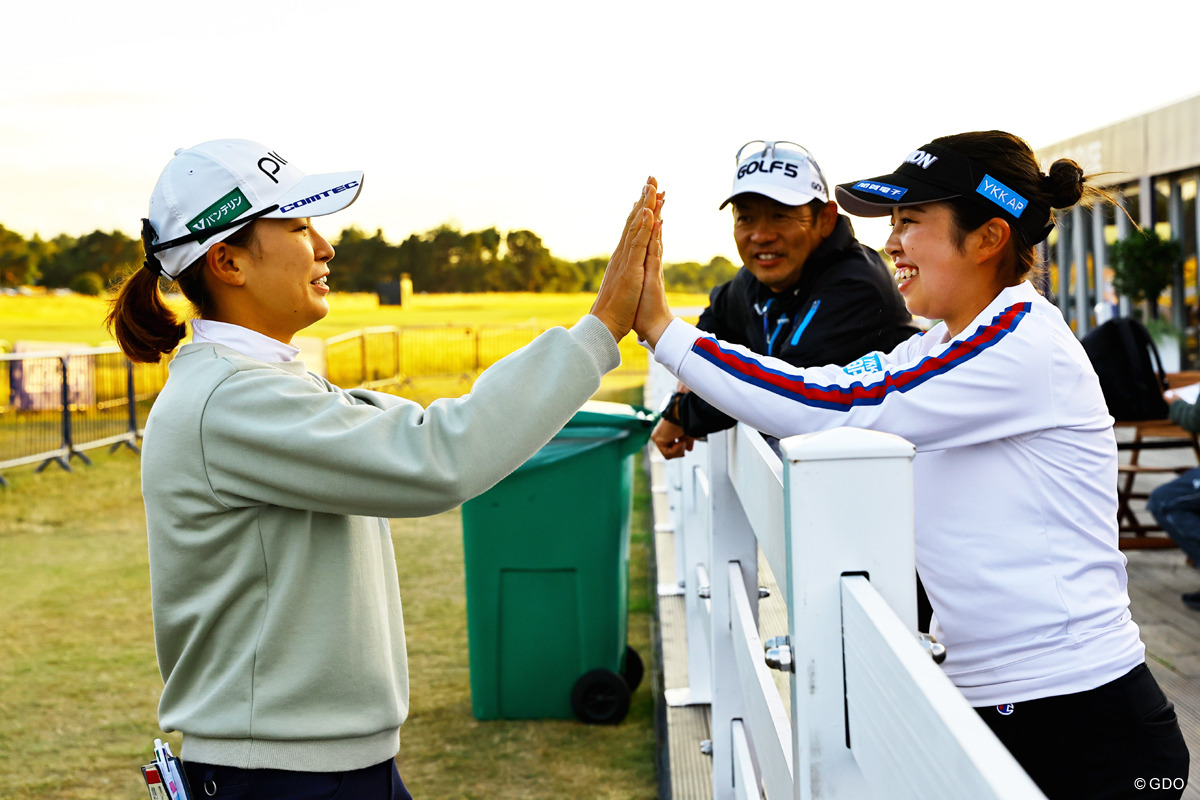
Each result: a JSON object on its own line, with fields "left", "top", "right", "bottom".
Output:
{"left": 653, "top": 281, "right": 1144, "bottom": 705}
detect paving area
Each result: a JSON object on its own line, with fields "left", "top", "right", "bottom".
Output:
{"left": 650, "top": 439, "right": 1200, "bottom": 799}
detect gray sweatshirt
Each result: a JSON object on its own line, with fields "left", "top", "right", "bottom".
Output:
{"left": 141, "top": 316, "right": 618, "bottom": 772}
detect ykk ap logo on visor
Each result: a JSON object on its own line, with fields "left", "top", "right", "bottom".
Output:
{"left": 976, "top": 174, "right": 1028, "bottom": 218}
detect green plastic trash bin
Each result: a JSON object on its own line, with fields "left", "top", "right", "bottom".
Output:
{"left": 460, "top": 400, "right": 654, "bottom": 724}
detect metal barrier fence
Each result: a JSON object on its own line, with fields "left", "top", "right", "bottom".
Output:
{"left": 324, "top": 324, "right": 545, "bottom": 391}
{"left": 646, "top": 360, "right": 1045, "bottom": 799}
{"left": 0, "top": 347, "right": 169, "bottom": 486}
{"left": 0, "top": 323, "right": 615, "bottom": 485}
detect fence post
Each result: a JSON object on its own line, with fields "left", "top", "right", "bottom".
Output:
{"left": 680, "top": 442, "right": 713, "bottom": 706}
{"left": 393, "top": 328, "right": 401, "bottom": 382}
{"left": 112, "top": 356, "right": 141, "bottom": 454}
{"left": 781, "top": 427, "right": 916, "bottom": 799}
{"left": 645, "top": 360, "right": 714, "bottom": 709}
{"left": 37, "top": 356, "right": 85, "bottom": 473}
{"left": 359, "top": 331, "right": 369, "bottom": 386}
{"left": 707, "top": 428, "right": 760, "bottom": 800}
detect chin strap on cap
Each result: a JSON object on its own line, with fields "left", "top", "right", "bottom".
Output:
{"left": 141, "top": 218, "right": 167, "bottom": 278}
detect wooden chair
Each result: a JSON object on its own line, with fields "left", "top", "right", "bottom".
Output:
{"left": 1114, "top": 371, "right": 1200, "bottom": 549}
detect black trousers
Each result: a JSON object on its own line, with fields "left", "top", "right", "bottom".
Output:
{"left": 976, "top": 663, "right": 1189, "bottom": 799}
{"left": 182, "top": 758, "right": 413, "bottom": 800}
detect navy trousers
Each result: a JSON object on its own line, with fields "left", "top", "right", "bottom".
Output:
{"left": 976, "top": 664, "right": 1189, "bottom": 799}
{"left": 1147, "top": 467, "right": 1200, "bottom": 566}
{"left": 182, "top": 758, "right": 413, "bottom": 800}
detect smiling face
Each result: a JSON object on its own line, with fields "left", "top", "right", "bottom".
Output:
{"left": 885, "top": 204, "right": 962, "bottom": 322}
{"left": 885, "top": 202, "right": 1010, "bottom": 338}
{"left": 732, "top": 195, "right": 836, "bottom": 293}
{"left": 233, "top": 217, "right": 335, "bottom": 342}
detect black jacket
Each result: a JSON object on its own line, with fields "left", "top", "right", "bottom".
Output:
{"left": 675, "top": 214, "right": 920, "bottom": 437}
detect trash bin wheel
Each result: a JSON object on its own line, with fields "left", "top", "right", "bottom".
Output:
{"left": 621, "top": 645, "right": 644, "bottom": 693}
{"left": 571, "top": 669, "right": 631, "bottom": 725}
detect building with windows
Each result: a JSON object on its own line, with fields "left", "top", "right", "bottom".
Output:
{"left": 1037, "top": 92, "right": 1200, "bottom": 368}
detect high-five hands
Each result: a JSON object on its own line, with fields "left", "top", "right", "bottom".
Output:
{"left": 591, "top": 178, "right": 678, "bottom": 345}
{"left": 590, "top": 178, "right": 662, "bottom": 342}
{"left": 631, "top": 187, "right": 674, "bottom": 348}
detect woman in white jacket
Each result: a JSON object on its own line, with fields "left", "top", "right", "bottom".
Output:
{"left": 635, "top": 131, "right": 1188, "bottom": 799}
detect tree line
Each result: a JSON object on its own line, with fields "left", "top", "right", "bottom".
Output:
{"left": 0, "top": 223, "right": 737, "bottom": 296}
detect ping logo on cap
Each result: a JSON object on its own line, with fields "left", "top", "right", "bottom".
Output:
{"left": 976, "top": 174, "right": 1028, "bottom": 218}
{"left": 853, "top": 181, "right": 907, "bottom": 200}
{"left": 905, "top": 150, "right": 939, "bottom": 169}
{"left": 188, "top": 188, "right": 251, "bottom": 242}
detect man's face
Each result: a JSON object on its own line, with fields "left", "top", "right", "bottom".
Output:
{"left": 732, "top": 195, "right": 835, "bottom": 292}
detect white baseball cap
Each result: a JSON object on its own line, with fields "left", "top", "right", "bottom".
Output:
{"left": 143, "top": 139, "right": 364, "bottom": 280}
{"left": 718, "top": 140, "right": 829, "bottom": 210}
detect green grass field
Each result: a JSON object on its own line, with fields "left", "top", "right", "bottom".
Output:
{"left": 0, "top": 291, "right": 706, "bottom": 400}
{"left": 0, "top": 290, "right": 708, "bottom": 347}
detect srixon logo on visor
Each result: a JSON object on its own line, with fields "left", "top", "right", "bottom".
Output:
{"left": 905, "top": 150, "right": 939, "bottom": 169}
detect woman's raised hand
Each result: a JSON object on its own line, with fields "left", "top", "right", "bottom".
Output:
{"left": 590, "top": 178, "right": 660, "bottom": 342}
{"left": 632, "top": 188, "right": 675, "bottom": 347}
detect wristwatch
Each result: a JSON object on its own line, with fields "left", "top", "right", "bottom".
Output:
{"left": 658, "top": 391, "right": 685, "bottom": 426}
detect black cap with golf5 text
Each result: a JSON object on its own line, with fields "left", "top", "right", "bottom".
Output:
{"left": 142, "top": 139, "right": 364, "bottom": 280}
{"left": 834, "top": 142, "right": 1053, "bottom": 244}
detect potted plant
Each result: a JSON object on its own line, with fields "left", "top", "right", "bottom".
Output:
{"left": 1108, "top": 228, "right": 1183, "bottom": 370}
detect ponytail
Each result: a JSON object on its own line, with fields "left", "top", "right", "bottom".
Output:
{"left": 105, "top": 267, "right": 189, "bottom": 363}
{"left": 1043, "top": 159, "right": 1086, "bottom": 209}
{"left": 106, "top": 219, "right": 257, "bottom": 363}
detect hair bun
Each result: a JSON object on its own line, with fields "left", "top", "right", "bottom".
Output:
{"left": 1044, "top": 159, "right": 1085, "bottom": 209}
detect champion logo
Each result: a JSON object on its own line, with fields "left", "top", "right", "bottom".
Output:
{"left": 905, "top": 149, "right": 939, "bottom": 169}
{"left": 996, "top": 703, "right": 1015, "bottom": 716}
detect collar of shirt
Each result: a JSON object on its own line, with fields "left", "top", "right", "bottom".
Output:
{"left": 191, "top": 319, "right": 301, "bottom": 363}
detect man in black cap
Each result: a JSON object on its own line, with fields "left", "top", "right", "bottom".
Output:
{"left": 652, "top": 140, "right": 919, "bottom": 458}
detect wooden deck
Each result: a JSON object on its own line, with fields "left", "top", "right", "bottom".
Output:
{"left": 650, "top": 439, "right": 1200, "bottom": 798}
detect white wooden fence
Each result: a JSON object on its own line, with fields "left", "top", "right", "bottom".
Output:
{"left": 646, "top": 362, "right": 1046, "bottom": 800}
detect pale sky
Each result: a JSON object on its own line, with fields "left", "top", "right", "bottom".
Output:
{"left": 3, "top": 0, "right": 1199, "bottom": 267}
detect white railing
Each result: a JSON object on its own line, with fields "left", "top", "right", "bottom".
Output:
{"left": 647, "top": 362, "right": 1046, "bottom": 800}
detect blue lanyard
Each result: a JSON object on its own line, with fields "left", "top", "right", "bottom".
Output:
{"left": 759, "top": 298, "right": 775, "bottom": 342}
{"left": 789, "top": 299, "right": 821, "bottom": 347}
{"left": 759, "top": 297, "right": 821, "bottom": 355}
{"left": 767, "top": 313, "right": 789, "bottom": 356}
{"left": 759, "top": 298, "right": 792, "bottom": 357}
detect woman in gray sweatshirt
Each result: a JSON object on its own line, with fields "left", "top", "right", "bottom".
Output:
{"left": 106, "top": 139, "right": 662, "bottom": 799}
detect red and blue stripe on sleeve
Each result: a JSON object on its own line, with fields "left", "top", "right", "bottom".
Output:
{"left": 690, "top": 302, "right": 1031, "bottom": 412}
